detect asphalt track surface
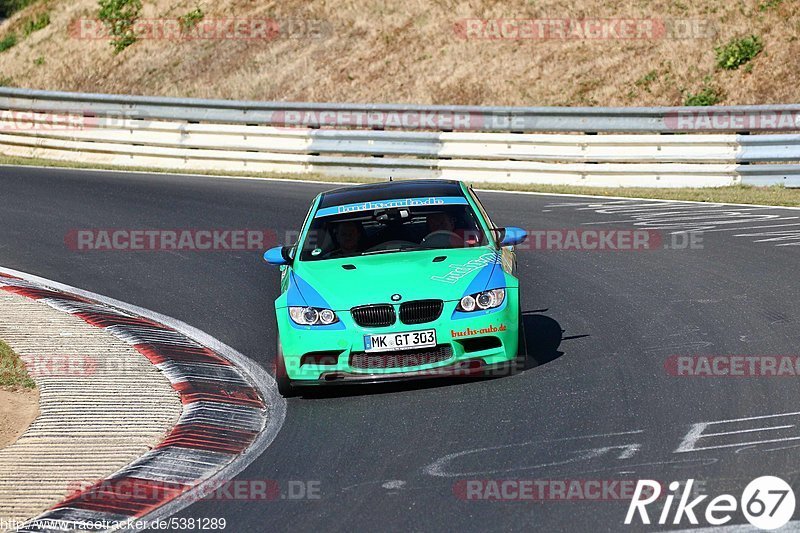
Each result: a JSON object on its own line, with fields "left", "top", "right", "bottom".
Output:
{"left": 2, "top": 165, "right": 800, "bottom": 532}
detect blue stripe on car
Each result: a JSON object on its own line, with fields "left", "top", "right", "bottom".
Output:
{"left": 287, "top": 273, "right": 345, "bottom": 330}
{"left": 451, "top": 255, "right": 507, "bottom": 320}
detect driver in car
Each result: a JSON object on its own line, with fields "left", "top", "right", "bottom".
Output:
{"left": 329, "top": 221, "right": 364, "bottom": 258}
{"left": 426, "top": 212, "right": 456, "bottom": 234}
{"left": 424, "top": 212, "right": 478, "bottom": 247}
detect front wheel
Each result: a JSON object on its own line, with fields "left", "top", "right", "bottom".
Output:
{"left": 275, "top": 336, "right": 296, "bottom": 397}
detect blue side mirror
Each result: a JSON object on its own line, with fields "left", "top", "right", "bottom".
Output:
{"left": 499, "top": 226, "right": 528, "bottom": 247}
{"left": 264, "top": 246, "right": 292, "bottom": 266}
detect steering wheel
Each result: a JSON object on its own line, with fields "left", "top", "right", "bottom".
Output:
{"left": 420, "top": 230, "right": 460, "bottom": 248}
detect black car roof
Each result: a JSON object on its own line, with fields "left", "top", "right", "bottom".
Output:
{"left": 318, "top": 180, "right": 465, "bottom": 208}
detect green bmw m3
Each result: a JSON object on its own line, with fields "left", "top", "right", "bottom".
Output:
{"left": 263, "top": 179, "right": 528, "bottom": 397}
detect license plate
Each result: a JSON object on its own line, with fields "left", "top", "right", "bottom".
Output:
{"left": 364, "top": 329, "right": 437, "bottom": 353}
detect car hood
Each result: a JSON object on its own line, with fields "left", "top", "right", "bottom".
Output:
{"left": 289, "top": 247, "right": 505, "bottom": 311}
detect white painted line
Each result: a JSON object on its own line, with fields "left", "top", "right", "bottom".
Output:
{"left": 667, "top": 520, "right": 800, "bottom": 532}
{"left": 702, "top": 425, "right": 795, "bottom": 438}
{"left": 474, "top": 186, "right": 800, "bottom": 212}
{"left": 0, "top": 265, "right": 287, "bottom": 531}
{"left": 2, "top": 162, "right": 799, "bottom": 211}
{"left": 424, "top": 430, "right": 645, "bottom": 478}
{"left": 687, "top": 410, "right": 800, "bottom": 426}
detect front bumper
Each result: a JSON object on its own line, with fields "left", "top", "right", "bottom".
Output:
{"left": 277, "top": 291, "right": 519, "bottom": 383}
{"left": 296, "top": 359, "right": 516, "bottom": 387}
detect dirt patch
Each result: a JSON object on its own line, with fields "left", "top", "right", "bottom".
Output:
{"left": 0, "top": 387, "right": 39, "bottom": 449}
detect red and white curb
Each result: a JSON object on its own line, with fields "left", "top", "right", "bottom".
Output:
{"left": 0, "top": 267, "right": 286, "bottom": 532}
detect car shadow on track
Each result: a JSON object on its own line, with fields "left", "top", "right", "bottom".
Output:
{"left": 293, "top": 310, "right": 575, "bottom": 399}
{"left": 521, "top": 310, "right": 567, "bottom": 369}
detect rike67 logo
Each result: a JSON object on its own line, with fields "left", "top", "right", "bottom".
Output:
{"left": 625, "top": 477, "right": 796, "bottom": 530}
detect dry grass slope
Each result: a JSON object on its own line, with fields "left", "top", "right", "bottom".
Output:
{"left": 0, "top": 0, "right": 798, "bottom": 105}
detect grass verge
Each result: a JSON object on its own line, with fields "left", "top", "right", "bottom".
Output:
{"left": 1, "top": 153, "right": 800, "bottom": 207}
{"left": 0, "top": 339, "right": 35, "bottom": 389}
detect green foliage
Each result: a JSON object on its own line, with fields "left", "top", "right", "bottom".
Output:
{"left": 97, "top": 0, "right": 142, "bottom": 53}
{"left": 715, "top": 35, "right": 764, "bottom": 70}
{"left": 33, "top": 55, "right": 44, "bottom": 65}
{"left": 179, "top": 7, "right": 204, "bottom": 32}
{"left": 685, "top": 85, "right": 722, "bottom": 106}
{"left": 0, "top": 32, "right": 17, "bottom": 52}
{"left": 0, "top": 76, "right": 13, "bottom": 86}
{"left": 635, "top": 70, "right": 658, "bottom": 92}
{"left": 758, "top": 0, "right": 783, "bottom": 11}
{"left": 22, "top": 12, "right": 50, "bottom": 36}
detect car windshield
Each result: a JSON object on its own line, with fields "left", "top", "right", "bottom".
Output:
{"left": 299, "top": 200, "right": 488, "bottom": 261}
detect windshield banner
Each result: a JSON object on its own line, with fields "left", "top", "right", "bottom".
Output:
{"left": 315, "top": 197, "right": 468, "bottom": 218}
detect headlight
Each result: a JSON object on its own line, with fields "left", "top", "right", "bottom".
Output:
{"left": 457, "top": 289, "right": 505, "bottom": 312}
{"left": 289, "top": 306, "right": 339, "bottom": 325}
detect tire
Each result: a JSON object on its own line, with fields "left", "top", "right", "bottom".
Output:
{"left": 275, "top": 336, "right": 297, "bottom": 398}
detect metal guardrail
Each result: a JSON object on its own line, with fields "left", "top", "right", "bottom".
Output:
{"left": 2, "top": 87, "right": 800, "bottom": 132}
{"left": 0, "top": 87, "right": 799, "bottom": 187}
